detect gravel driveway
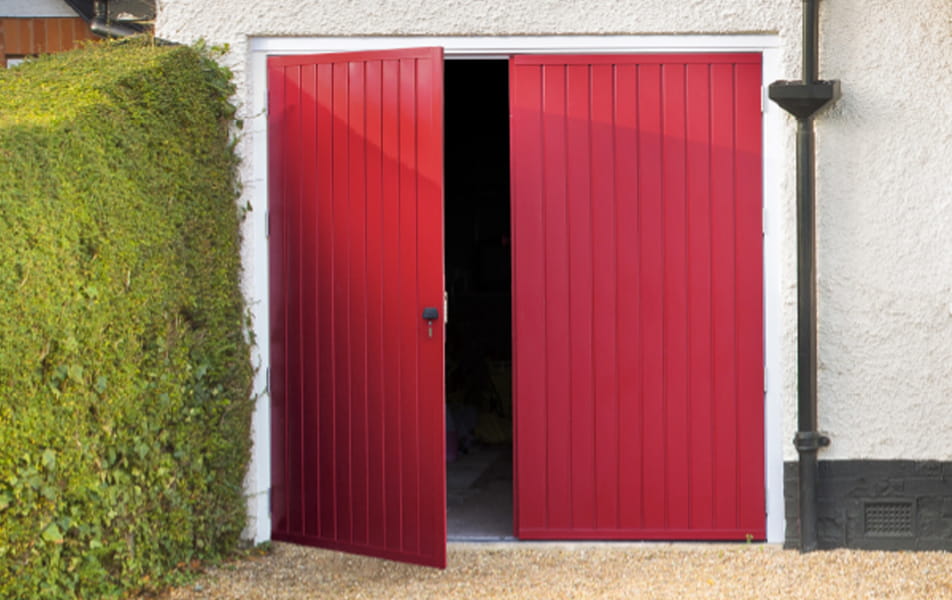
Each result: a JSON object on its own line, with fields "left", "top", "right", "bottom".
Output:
{"left": 152, "top": 541, "right": 952, "bottom": 599}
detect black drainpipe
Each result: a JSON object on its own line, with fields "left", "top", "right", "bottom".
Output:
{"left": 768, "top": 0, "right": 839, "bottom": 552}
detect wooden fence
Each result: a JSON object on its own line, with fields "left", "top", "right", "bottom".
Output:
{"left": 0, "top": 17, "right": 96, "bottom": 67}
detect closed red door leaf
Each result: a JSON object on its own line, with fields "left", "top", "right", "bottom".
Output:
{"left": 511, "top": 53, "right": 764, "bottom": 541}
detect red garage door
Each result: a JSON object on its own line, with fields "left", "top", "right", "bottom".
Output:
{"left": 511, "top": 54, "right": 764, "bottom": 540}
{"left": 269, "top": 48, "right": 764, "bottom": 565}
{"left": 268, "top": 48, "right": 446, "bottom": 567}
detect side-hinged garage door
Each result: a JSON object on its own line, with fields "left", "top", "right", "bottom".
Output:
{"left": 268, "top": 48, "right": 446, "bottom": 567}
{"left": 511, "top": 53, "right": 764, "bottom": 540}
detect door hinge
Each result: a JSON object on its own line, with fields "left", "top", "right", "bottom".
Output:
{"left": 266, "top": 366, "right": 271, "bottom": 394}
{"left": 265, "top": 211, "right": 270, "bottom": 238}
{"left": 764, "top": 366, "right": 768, "bottom": 393}
{"left": 762, "top": 206, "right": 768, "bottom": 236}
{"left": 761, "top": 85, "right": 766, "bottom": 113}
{"left": 268, "top": 486, "right": 272, "bottom": 516}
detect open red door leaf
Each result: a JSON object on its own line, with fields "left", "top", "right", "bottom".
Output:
{"left": 268, "top": 47, "right": 446, "bottom": 568}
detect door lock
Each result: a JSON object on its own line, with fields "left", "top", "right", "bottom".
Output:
{"left": 422, "top": 307, "right": 439, "bottom": 338}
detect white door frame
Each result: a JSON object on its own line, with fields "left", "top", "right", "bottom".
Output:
{"left": 244, "top": 34, "right": 787, "bottom": 544}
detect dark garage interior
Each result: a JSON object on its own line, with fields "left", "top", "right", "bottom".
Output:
{"left": 444, "top": 59, "right": 513, "bottom": 540}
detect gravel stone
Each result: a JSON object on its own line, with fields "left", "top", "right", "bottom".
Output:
{"left": 148, "top": 541, "right": 952, "bottom": 599}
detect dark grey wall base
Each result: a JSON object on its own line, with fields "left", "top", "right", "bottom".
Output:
{"left": 784, "top": 460, "right": 952, "bottom": 550}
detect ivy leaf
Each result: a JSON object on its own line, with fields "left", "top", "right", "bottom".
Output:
{"left": 63, "top": 336, "right": 79, "bottom": 353}
{"left": 40, "top": 485, "right": 57, "bottom": 501}
{"left": 0, "top": 492, "right": 11, "bottom": 511}
{"left": 67, "top": 364, "right": 84, "bottom": 382}
{"left": 41, "top": 522, "right": 63, "bottom": 544}
{"left": 41, "top": 449, "right": 56, "bottom": 469}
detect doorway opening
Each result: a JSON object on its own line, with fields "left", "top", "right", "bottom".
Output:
{"left": 444, "top": 59, "right": 514, "bottom": 540}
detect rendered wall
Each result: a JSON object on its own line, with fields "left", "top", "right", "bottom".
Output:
{"left": 815, "top": 3, "right": 952, "bottom": 460}
{"left": 155, "top": 1, "right": 952, "bottom": 540}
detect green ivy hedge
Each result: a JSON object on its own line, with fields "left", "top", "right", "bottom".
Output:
{"left": 0, "top": 41, "right": 253, "bottom": 598}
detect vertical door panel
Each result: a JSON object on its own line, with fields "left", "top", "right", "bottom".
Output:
{"left": 565, "top": 64, "right": 596, "bottom": 531}
{"left": 637, "top": 63, "right": 666, "bottom": 532}
{"left": 613, "top": 65, "right": 643, "bottom": 531}
{"left": 685, "top": 62, "right": 715, "bottom": 531}
{"left": 267, "top": 62, "right": 288, "bottom": 536}
{"left": 734, "top": 62, "right": 768, "bottom": 529}
{"left": 268, "top": 48, "right": 446, "bottom": 568}
{"left": 710, "top": 62, "right": 739, "bottom": 529}
{"left": 661, "top": 64, "right": 690, "bottom": 531}
{"left": 511, "top": 54, "right": 764, "bottom": 540}
{"left": 590, "top": 63, "right": 619, "bottom": 531}
{"left": 509, "top": 63, "right": 547, "bottom": 534}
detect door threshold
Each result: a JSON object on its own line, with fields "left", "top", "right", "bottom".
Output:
{"left": 448, "top": 535, "right": 517, "bottom": 542}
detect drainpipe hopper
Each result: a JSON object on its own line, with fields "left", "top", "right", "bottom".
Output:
{"left": 90, "top": 0, "right": 141, "bottom": 38}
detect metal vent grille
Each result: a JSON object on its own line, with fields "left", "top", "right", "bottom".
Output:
{"left": 864, "top": 501, "right": 914, "bottom": 537}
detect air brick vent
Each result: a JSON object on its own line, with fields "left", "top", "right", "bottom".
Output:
{"left": 864, "top": 501, "right": 914, "bottom": 537}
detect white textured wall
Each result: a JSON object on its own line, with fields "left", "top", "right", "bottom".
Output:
{"left": 0, "top": 0, "right": 77, "bottom": 17}
{"left": 154, "top": 0, "right": 952, "bottom": 482}
{"left": 816, "top": 2, "right": 952, "bottom": 460}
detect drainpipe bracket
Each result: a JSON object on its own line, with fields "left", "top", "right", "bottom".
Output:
{"left": 768, "top": 80, "right": 841, "bottom": 120}
{"left": 793, "top": 431, "right": 831, "bottom": 452}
